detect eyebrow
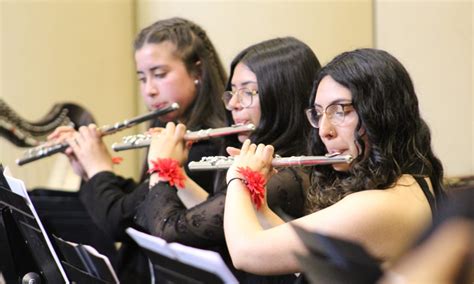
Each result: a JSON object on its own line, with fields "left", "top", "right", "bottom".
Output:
{"left": 136, "top": 65, "right": 166, "bottom": 75}
{"left": 314, "top": 98, "right": 351, "bottom": 108}
{"left": 231, "top": 81, "right": 257, "bottom": 88}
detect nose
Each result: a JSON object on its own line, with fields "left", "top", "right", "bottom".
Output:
{"left": 318, "top": 114, "right": 336, "bottom": 139}
{"left": 227, "top": 93, "right": 242, "bottom": 110}
{"left": 144, "top": 77, "right": 158, "bottom": 97}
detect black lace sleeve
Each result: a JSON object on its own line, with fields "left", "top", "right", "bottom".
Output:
{"left": 266, "top": 167, "right": 309, "bottom": 219}
{"left": 78, "top": 139, "right": 221, "bottom": 241}
{"left": 134, "top": 167, "right": 309, "bottom": 248}
{"left": 135, "top": 182, "right": 227, "bottom": 248}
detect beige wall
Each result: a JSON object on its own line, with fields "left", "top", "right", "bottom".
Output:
{"left": 1, "top": 0, "right": 472, "bottom": 188}
{"left": 133, "top": 0, "right": 374, "bottom": 166}
{"left": 376, "top": 0, "right": 473, "bottom": 177}
{"left": 0, "top": 0, "right": 138, "bottom": 189}
{"left": 136, "top": 0, "right": 373, "bottom": 74}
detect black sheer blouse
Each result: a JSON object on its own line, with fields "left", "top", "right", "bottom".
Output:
{"left": 134, "top": 167, "right": 309, "bottom": 247}
{"left": 78, "top": 139, "right": 220, "bottom": 241}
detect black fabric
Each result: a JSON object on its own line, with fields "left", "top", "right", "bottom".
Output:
{"left": 134, "top": 167, "right": 309, "bottom": 283}
{"left": 414, "top": 177, "right": 437, "bottom": 216}
{"left": 78, "top": 139, "right": 221, "bottom": 283}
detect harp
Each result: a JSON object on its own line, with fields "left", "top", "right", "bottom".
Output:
{"left": 0, "top": 98, "right": 96, "bottom": 147}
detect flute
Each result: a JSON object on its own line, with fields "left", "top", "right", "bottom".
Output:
{"left": 16, "top": 103, "right": 180, "bottom": 166}
{"left": 111, "top": 123, "right": 256, "bottom": 152}
{"left": 188, "top": 153, "right": 353, "bottom": 171}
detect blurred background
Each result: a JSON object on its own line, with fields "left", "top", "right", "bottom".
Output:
{"left": 0, "top": 0, "right": 472, "bottom": 190}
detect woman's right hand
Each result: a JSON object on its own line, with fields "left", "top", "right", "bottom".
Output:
{"left": 65, "top": 124, "right": 113, "bottom": 179}
{"left": 147, "top": 122, "right": 191, "bottom": 167}
{"left": 47, "top": 126, "right": 88, "bottom": 180}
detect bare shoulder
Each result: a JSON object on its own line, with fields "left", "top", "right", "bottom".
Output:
{"left": 339, "top": 174, "right": 430, "bottom": 211}
{"left": 295, "top": 175, "right": 433, "bottom": 261}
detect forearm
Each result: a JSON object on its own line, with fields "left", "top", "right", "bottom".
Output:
{"left": 177, "top": 175, "right": 209, "bottom": 208}
{"left": 149, "top": 168, "right": 209, "bottom": 209}
{"left": 257, "top": 205, "right": 285, "bottom": 229}
{"left": 224, "top": 180, "right": 266, "bottom": 270}
{"left": 225, "top": 179, "right": 304, "bottom": 275}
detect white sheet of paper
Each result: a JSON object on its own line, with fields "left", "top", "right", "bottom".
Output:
{"left": 169, "top": 242, "right": 238, "bottom": 284}
{"left": 126, "top": 227, "right": 238, "bottom": 284}
{"left": 126, "top": 227, "right": 176, "bottom": 259}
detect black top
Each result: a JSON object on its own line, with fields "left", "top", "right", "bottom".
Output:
{"left": 78, "top": 139, "right": 221, "bottom": 283}
{"left": 414, "top": 176, "right": 437, "bottom": 216}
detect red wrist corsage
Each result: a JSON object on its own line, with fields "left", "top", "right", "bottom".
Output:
{"left": 148, "top": 158, "right": 185, "bottom": 188}
{"left": 236, "top": 167, "right": 266, "bottom": 209}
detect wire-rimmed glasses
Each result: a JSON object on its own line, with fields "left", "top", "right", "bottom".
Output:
{"left": 222, "top": 88, "right": 258, "bottom": 110}
{"left": 305, "top": 103, "right": 353, "bottom": 128}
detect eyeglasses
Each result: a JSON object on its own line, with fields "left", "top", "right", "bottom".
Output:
{"left": 305, "top": 103, "right": 353, "bottom": 129}
{"left": 222, "top": 88, "right": 258, "bottom": 110}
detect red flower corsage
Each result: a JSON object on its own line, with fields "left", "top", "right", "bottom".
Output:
{"left": 148, "top": 158, "right": 185, "bottom": 188}
{"left": 236, "top": 167, "right": 266, "bottom": 209}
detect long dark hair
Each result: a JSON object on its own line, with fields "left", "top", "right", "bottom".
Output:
{"left": 307, "top": 48, "right": 445, "bottom": 212}
{"left": 134, "top": 17, "right": 227, "bottom": 130}
{"left": 225, "top": 37, "right": 321, "bottom": 157}
{"left": 214, "top": 37, "right": 321, "bottom": 196}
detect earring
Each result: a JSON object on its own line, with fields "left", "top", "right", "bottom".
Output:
{"left": 194, "top": 79, "right": 199, "bottom": 85}
{"left": 329, "top": 130, "right": 335, "bottom": 136}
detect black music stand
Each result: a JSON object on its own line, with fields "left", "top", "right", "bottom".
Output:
{"left": 0, "top": 165, "right": 67, "bottom": 283}
{"left": 52, "top": 235, "right": 119, "bottom": 284}
{"left": 126, "top": 228, "right": 238, "bottom": 284}
{"left": 0, "top": 166, "right": 117, "bottom": 283}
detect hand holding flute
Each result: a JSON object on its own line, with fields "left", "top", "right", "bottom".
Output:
{"left": 57, "top": 124, "right": 114, "bottom": 180}
{"left": 16, "top": 103, "right": 179, "bottom": 166}
{"left": 225, "top": 140, "right": 277, "bottom": 184}
{"left": 147, "top": 122, "right": 192, "bottom": 168}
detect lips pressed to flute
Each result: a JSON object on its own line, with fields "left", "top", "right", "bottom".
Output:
{"left": 16, "top": 103, "right": 180, "bottom": 166}
{"left": 111, "top": 124, "right": 256, "bottom": 152}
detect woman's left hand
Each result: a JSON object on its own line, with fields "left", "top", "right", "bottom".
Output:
{"left": 226, "top": 139, "right": 276, "bottom": 182}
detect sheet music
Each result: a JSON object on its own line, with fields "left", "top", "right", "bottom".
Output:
{"left": 169, "top": 242, "right": 238, "bottom": 284}
{"left": 126, "top": 228, "right": 176, "bottom": 259}
{"left": 126, "top": 228, "right": 238, "bottom": 284}
{"left": 3, "top": 167, "right": 70, "bottom": 283}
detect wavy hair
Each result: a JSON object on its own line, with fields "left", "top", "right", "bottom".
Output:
{"left": 134, "top": 17, "right": 227, "bottom": 130}
{"left": 306, "top": 48, "right": 445, "bottom": 212}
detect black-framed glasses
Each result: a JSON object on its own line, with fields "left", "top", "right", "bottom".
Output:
{"left": 222, "top": 88, "right": 258, "bottom": 110}
{"left": 305, "top": 103, "right": 353, "bottom": 129}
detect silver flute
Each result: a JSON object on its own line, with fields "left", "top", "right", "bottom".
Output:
{"left": 188, "top": 153, "right": 354, "bottom": 171}
{"left": 16, "top": 103, "right": 180, "bottom": 166}
{"left": 111, "top": 123, "right": 256, "bottom": 152}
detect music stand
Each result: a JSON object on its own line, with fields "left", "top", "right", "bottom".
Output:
{"left": 0, "top": 166, "right": 117, "bottom": 283}
{"left": 0, "top": 165, "right": 68, "bottom": 283}
{"left": 126, "top": 228, "right": 238, "bottom": 284}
